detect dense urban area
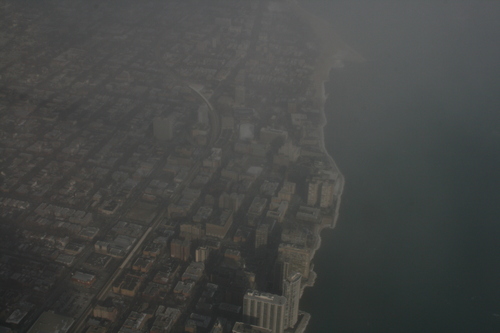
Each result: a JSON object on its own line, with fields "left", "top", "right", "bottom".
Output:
{"left": 0, "top": 1, "right": 343, "bottom": 332}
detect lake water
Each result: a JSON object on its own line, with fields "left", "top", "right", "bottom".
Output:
{"left": 300, "top": 1, "right": 500, "bottom": 332}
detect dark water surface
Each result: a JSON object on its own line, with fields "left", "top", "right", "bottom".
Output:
{"left": 300, "top": 1, "right": 500, "bottom": 332}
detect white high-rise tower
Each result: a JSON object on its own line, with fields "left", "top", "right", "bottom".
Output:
{"left": 243, "top": 290, "right": 287, "bottom": 333}
{"left": 283, "top": 272, "right": 301, "bottom": 328}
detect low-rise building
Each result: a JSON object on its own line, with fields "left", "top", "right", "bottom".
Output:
{"left": 71, "top": 271, "right": 96, "bottom": 287}
{"left": 93, "top": 300, "right": 119, "bottom": 322}
{"left": 27, "top": 311, "right": 74, "bottom": 333}
{"left": 150, "top": 307, "right": 181, "bottom": 333}
{"left": 232, "top": 322, "right": 272, "bottom": 333}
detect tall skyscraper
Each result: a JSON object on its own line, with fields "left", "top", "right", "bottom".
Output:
{"left": 283, "top": 272, "right": 301, "bottom": 328}
{"left": 243, "top": 290, "right": 287, "bottom": 333}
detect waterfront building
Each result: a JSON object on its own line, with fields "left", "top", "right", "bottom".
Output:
{"left": 296, "top": 205, "right": 321, "bottom": 223}
{"left": 283, "top": 272, "right": 302, "bottom": 328}
{"left": 307, "top": 179, "right": 320, "bottom": 206}
{"left": 278, "top": 243, "right": 311, "bottom": 279}
{"left": 320, "top": 179, "right": 335, "bottom": 208}
{"left": 243, "top": 290, "right": 287, "bottom": 333}
{"left": 273, "top": 260, "right": 290, "bottom": 294}
{"left": 232, "top": 322, "right": 272, "bottom": 333}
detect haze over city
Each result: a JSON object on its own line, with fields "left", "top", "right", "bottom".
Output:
{"left": 0, "top": 1, "right": 499, "bottom": 333}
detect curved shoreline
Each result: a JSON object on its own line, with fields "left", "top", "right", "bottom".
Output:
{"left": 285, "top": 1, "right": 352, "bottom": 329}
{"left": 286, "top": 0, "right": 360, "bottom": 297}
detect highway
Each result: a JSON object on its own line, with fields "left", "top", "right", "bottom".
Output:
{"left": 71, "top": 205, "right": 166, "bottom": 333}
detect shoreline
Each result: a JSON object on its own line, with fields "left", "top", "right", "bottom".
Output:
{"left": 285, "top": 0, "right": 358, "bottom": 306}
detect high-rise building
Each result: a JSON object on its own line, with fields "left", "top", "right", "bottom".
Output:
{"left": 247, "top": 196, "right": 268, "bottom": 226}
{"left": 273, "top": 260, "right": 290, "bottom": 294}
{"left": 275, "top": 139, "right": 301, "bottom": 165}
{"left": 283, "top": 272, "right": 301, "bottom": 328}
{"left": 243, "top": 290, "right": 287, "bottom": 333}
{"left": 239, "top": 123, "right": 255, "bottom": 141}
{"left": 307, "top": 177, "right": 338, "bottom": 208}
{"left": 255, "top": 223, "right": 269, "bottom": 250}
{"left": 277, "top": 243, "right": 311, "bottom": 279}
{"left": 278, "top": 181, "right": 296, "bottom": 202}
{"left": 219, "top": 192, "right": 244, "bottom": 212}
{"left": 153, "top": 113, "right": 177, "bottom": 142}
{"left": 170, "top": 238, "right": 191, "bottom": 261}
{"left": 180, "top": 222, "right": 204, "bottom": 241}
{"left": 307, "top": 179, "right": 320, "bottom": 206}
{"left": 195, "top": 246, "right": 210, "bottom": 262}
{"left": 320, "top": 179, "right": 335, "bottom": 208}
{"left": 93, "top": 299, "right": 119, "bottom": 322}
{"left": 206, "top": 210, "right": 233, "bottom": 239}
